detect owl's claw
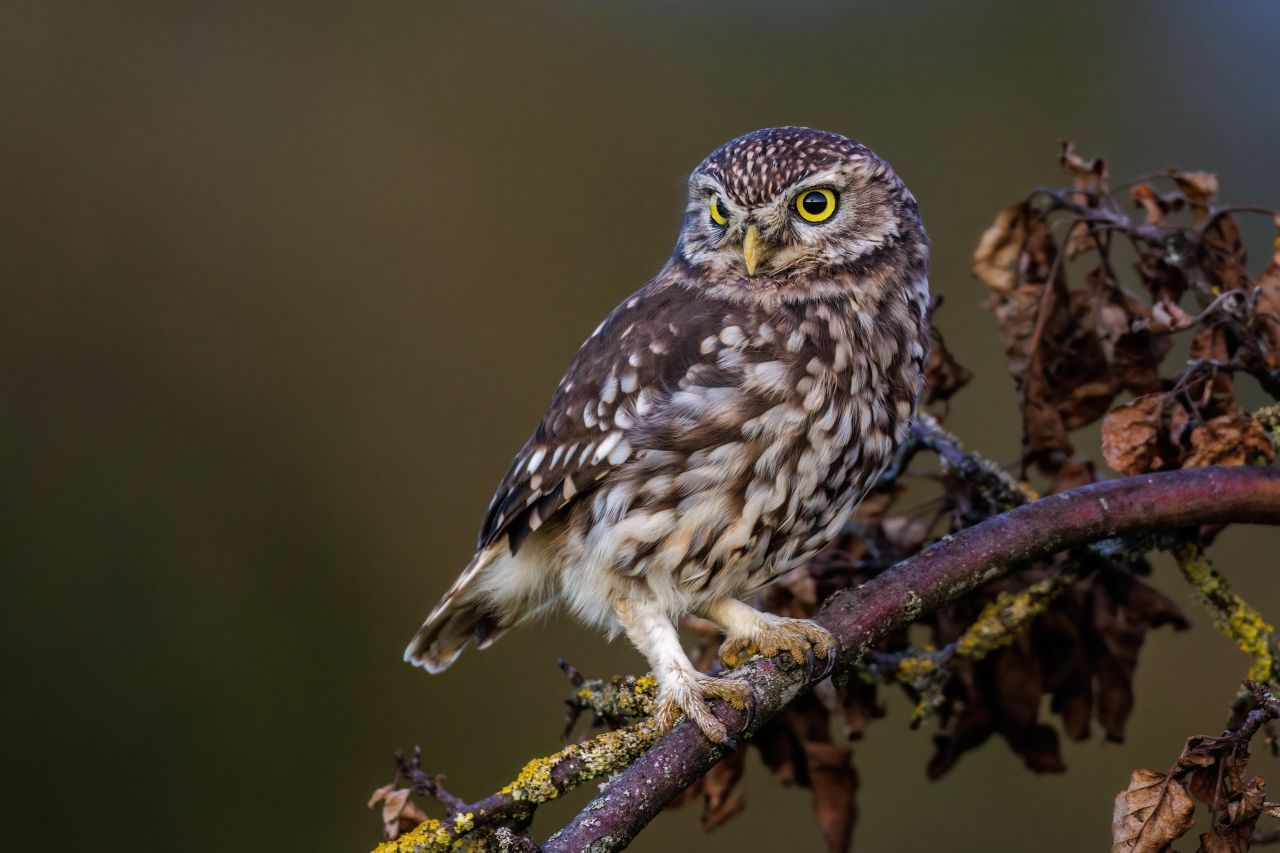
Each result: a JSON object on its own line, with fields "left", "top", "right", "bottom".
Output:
{"left": 652, "top": 674, "right": 753, "bottom": 745}
{"left": 719, "top": 616, "right": 836, "bottom": 678}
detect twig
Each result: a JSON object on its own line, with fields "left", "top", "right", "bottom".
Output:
{"left": 376, "top": 711, "right": 662, "bottom": 852}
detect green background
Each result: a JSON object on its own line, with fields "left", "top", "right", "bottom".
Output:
{"left": 6, "top": 1, "right": 1280, "bottom": 850}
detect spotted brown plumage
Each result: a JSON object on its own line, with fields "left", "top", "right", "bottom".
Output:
{"left": 406, "top": 127, "right": 930, "bottom": 744}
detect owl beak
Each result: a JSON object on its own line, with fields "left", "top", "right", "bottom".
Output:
{"left": 743, "top": 225, "right": 765, "bottom": 275}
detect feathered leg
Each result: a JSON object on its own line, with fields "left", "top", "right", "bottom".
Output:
{"left": 614, "top": 596, "right": 750, "bottom": 744}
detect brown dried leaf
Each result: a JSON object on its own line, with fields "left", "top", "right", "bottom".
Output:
{"left": 1131, "top": 184, "right": 1185, "bottom": 227}
{"left": 367, "top": 785, "right": 430, "bottom": 840}
{"left": 1202, "top": 213, "right": 1250, "bottom": 294}
{"left": 1197, "top": 775, "right": 1265, "bottom": 853}
{"left": 1064, "top": 220, "right": 1101, "bottom": 259}
{"left": 1049, "top": 456, "right": 1096, "bottom": 493}
{"left": 988, "top": 274, "right": 1124, "bottom": 465}
{"left": 1184, "top": 415, "right": 1275, "bottom": 468}
{"left": 1093, "top": 272, "right": 1174, "bottom": 395}
{"left": 1187, "top": 326, "right": 1237, "bottom": 419}
{"left": 973, "top": 203, "right": 1033, "bottom": 293}
{"left": 928, "top": 615, "right": 1066, "bottom": 778}
{"left": 924, "top": 329, "right": 973, "bottom": 404}
{"left": 1091, "top": 567, "right": 1190, "bottom": 741}
{"left": 805, "top": 738, "right": 857, "bottom": 853}
{"left": 1148, "top": 299, "right": 1196, "bottom": 335}
{"left": 1101, "top": 396, "right": 1188, "bottom": 475}
{"left": 1111, "top": 769, "right": 1196, "bottom": 852}
{"left": 1173, "top": 170, "right": 1220, "bottom": 213}
{"left": 1174, "top": 730, "right": 1253, "bottom": 809}
{"left": 1136, "top": 243, "right": 1191, "bottom": 304}
{"left": 1060, "top": 140, "right": 1108, "bottom": 191}
{"left": 837, "top": 673, "right": 884, "bottom": 741}
{"left": 1254, "top": 214, "right": 1280, "bottom": 368}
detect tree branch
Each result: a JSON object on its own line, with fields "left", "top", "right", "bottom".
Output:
{"left": 545, "top": 465, "right": 1280, "bottom": 852}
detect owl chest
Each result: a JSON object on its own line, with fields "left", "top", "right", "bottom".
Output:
{"left": 752, "top": 376, "right": 860, "bottom": 535}
{"left": 737, "top": 341, "right": 913, "bottom": 578}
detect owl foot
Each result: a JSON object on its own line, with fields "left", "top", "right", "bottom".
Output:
{"left": 653, "top": 673, "right": 754, "bottom": 745}
{"left": 719, "top": 615, "right": 837, "bottom": 678}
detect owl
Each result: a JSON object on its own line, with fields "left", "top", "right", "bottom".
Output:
{"left": 406, "top": 127, "right": 930, "bottom": 744}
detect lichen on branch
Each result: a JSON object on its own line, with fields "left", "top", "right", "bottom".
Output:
{"left": 1174, "top": 542, "right": 1280, "bottom": 685}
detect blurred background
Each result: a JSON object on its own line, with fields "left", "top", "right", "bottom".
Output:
{"left": 5, "top": 1, "right": 1280, "bottom": 850}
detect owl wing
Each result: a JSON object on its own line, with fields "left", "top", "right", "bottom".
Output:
{"left": 477, "top": 282, "right": 742, "bottom": 554}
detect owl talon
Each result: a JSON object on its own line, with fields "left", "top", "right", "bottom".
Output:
{"left": 719, "top": 614, "right": 836, "bottom": 675}
{"left": 815, "top": 635, "right": 840, "bottom": 681}
{"left": 652, "top": 675, "right": 753, "bottom": 745}
{"left": 719, "top": 637, "right": 759, "bottom": 670}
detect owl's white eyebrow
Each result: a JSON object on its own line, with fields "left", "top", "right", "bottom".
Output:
{"left": 788, "top": 168, "right": 846, "bottom": 195}
{"left": 690, "top": 176, "right": 728, "bottom": 197}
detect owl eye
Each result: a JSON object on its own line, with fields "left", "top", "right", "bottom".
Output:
{"left": 708, "top": 194, "right": 730, "bottom": 226}
{"left": 795, "top": 188, "right": 838, "bottom": 223}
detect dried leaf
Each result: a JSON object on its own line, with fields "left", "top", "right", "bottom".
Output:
{"left": 1060, "top": 140, "right": 1108, "bottom": 191}
{"left": 837, "top": 673, "right": 885, "bottom": 741}
{"left": 1093, "top": 272, "right": 1174, "bottom": 395}
{"left": 1201, "top": 212, "right": 1250, "bottom": 294}
{"left": 924, "top": 329, "right": 973, "bottom": 404}
{"left": 368, "top": 785, "right": 430, "bottom": 840}
{"left": 804, "top": 738, "right": 857, "bottom": 853}
{"left": 1091, "top": 566, "right": 1190, "bottom": 742}
{"left": 1131, "top": 184, "right": 1184, "bottom": 226}
{"left": 1187, "top": 326, "right": 1237, "bottom": 419}
{"left": 973, "top": 203, "right": 1033, "bottom": 292}
{"left": 1147, "top": 299, "right": 1196, "bottom": 335}
{"left": 1101, "top": 396, "right": 1188, "bottom": 475}
{"left": 1111, "top": 769, "right": 1196, "bottom": 852}
{"left": 1050, "top": 456, "right": 1096, "bottom": 493}
{"left": 1197, "top": 775, "right": 1265, "bottom": 853}
{"left": 928, "top": 602, "right": 1067, "bottom": 778}
{"left": 1184, "top": 415, "right": 1275, "bottom": 468}
{"left": 1173, "top": 170, "right": 1220, "bottom": 213}
{"left": 1253, "top": 214, "right": 1280, "bottom": 368}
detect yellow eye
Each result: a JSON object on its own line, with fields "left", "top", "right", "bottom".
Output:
{"left": 709, "top": 194, "right": 730, "bottom": 226}
{"left": 795, "top": 188, "right": 838, "bottom": 223}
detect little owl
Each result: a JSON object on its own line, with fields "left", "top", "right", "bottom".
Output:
{"left": 406, "top": 127, "right": 930, "bottom": 743}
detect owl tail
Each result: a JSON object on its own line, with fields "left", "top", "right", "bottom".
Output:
{"left": 403, "top": 546, "right": 511, "bottom": 673}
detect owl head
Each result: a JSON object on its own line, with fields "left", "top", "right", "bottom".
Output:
{"left": 673, "top": 127, "right": 926, "bottom": 302}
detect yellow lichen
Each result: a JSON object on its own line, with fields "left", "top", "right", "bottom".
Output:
{"left": 371, "top": 817, "right": 454, "bottom": 853}
{"left": 897, "top": 656, "right": 934, "bottom": 677}
{"left": 501, "top": 753, "right": 559, "bottom": 802}
{"left": 570, "top": 672, "right": 659, "bottom": 720}
{"left": 1175, "top": 543, "right": 1279, "bottom": 683}
{"left": 500, "top": 717, "right": 660, "bottom": 802}
{"left": 953, "top": 576, "right": 1061, "bottom": 661}
{"left": 889, "top": 573, "right": 1072, "bottom": 724}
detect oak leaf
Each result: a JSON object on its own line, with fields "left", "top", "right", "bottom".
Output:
{"left": 1111, "top": 769, "right": 1195, "bottom": 852}
{"left": 1184, "top": 415, "right": 1274, "bottom": 468}
{"left": 973, "top": 203, "right": 1034, "bottom": 293}
{"left": 1101, "top": 396, "right": 1188, "bottom": 475}
{"left": 367, "top": 784, "right": 430, "bottom": 840}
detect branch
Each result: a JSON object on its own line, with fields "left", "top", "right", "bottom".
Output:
{"left": 375, "top": 714, "right": 660, "bottom": 852}
{"left": 545, "top": 466, "right": 1280, "bottom": 852}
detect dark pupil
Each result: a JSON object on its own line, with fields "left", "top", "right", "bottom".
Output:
{"left": 802, "top": 192, "right": 828, "bottom": 215}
